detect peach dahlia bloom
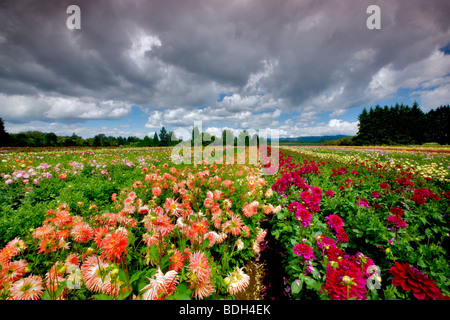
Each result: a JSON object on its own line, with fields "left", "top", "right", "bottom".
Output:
{"left": 225, "top": 267, "right": 250, "bottom": 295}
{"left": 9, "top": 275, "right": 44, "bottom": 300}
{"left": 141, "top": 268, "right": 178, "bottom": 300}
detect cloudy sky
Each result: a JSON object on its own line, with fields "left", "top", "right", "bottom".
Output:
{"left": 0, "top": 0, "right": 449, "bottom": 139}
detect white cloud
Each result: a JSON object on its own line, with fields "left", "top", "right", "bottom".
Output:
{"left": 0, "top": 94, "right": 132, "bottom": 121}
{"left": 4, "top": 120, "right": 146, "bottom": 139}
{"left": 278, "top": 118, "right": 358, "bottom": 138}
{"left": 145, "top": 98, "right": 283, "bottom": 130}
{"left": 329, "top": 109, "right": 346, "bottom": 117}
{"left": 216, "top": 94, "right": 262, "bottom": 112}
{"left": 295, "top": 110, "right": 319, "bottom": 123}
{"left": 144, "top": 110, "right": 163, "bottom": 129}
{"left": 244, "top": 59, "right": 278, "bottom": 92}
{"left": 412, "top": 82, "right": 450, "bottom": 110}
{"left": 127, "top": 30, "right": 162, "bottom": 69}
{"left": 365, "top": 49, "right": 450, "bottom": 101}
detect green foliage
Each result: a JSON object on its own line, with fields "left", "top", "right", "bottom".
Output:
{"left": 354, "top": 103, "right": 450, "bottom": 146}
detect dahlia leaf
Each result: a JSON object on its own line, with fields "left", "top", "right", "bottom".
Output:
{"left": 92, "top": 293, "right": 114, "bottom": 300}
{"left": 305, "top": 277, "right": 322, "bottom": 291}
{"left": 41, "top": 290, "right": 51, "bottom": 300}
{"left": 160, "top": 254, "right": 170, "bottom": 269}
{"left": 118, "top": 268, "right": 127, "bottom": 283}
{"left": 129, "top": 270, "right": 145, "bottom": 284}
{"left": 167, "top": 282, "right": 192, "bottom": 300}
{"left": 291, "top": 279, "right": 303, "bottom": 294}
{"left": 417, "top": 259, "right": 427, "bottom": 268}
{"left": 202, "top": 238, "right": 210, "bottom": 250}
{"left": 54, "top": 280, "right": 67, "bottom": 298}
{"left": 117, "top": 290, "right": 131, "bottom": 300}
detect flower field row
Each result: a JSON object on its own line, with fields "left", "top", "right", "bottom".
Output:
{"left": 0, "top": 147, "right": 278, "bottom": 300}
{"left": 264, "top": 146, "right": 449, "bottom": 300}
{"left": 286, "top": 146, "right": 450, "bottom": 183}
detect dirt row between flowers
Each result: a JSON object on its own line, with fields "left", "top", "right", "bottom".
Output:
{"left": 233, "top": 219, "right": 288, "bottom": 300}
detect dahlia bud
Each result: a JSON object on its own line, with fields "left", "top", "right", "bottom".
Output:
{"left": 342, "top": 275, "right": 353, "bottom": 285}
{"left": 330, "top": 261, "right": 339, "bottom": 269}
{"left": 59, "top": 265, "right": 67, "bottom": 275}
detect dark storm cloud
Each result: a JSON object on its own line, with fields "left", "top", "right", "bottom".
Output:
{"left": 0, "top": 0, "right": 449, "bottom": 129}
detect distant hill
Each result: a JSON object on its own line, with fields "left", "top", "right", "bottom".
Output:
{"left": 277, "top": 135, "right": 351, "bottom": 142}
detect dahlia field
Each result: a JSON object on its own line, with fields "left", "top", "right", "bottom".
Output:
{"left": 0, "top": 146, "right": 275, "bottom": 300}
{"left": 266, "top": 146, "right": 449, "bottom": 300}
{"left": 0, "top": 145, "right": 449, "bottom": 300}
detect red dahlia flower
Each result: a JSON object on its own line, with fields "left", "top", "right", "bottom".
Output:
{"left": 288, "top": 201, "right": 302, "bottom": 213}
{"left": 390, "top": 207, "right": 404, "bottom": 217}
{"left": 380, "top": 182, "right": 390, "bottom": 190}
{"left": 325, "top": 214, "right": 344, "bottom": 230}
{"left": 325, "top": 247, "right": 344, "bottom": 262}
{"left": 390, "top": 262, "right": 448, "bottom": 300}
{"left": 356, "top": 198, "right": 370, "bottom": 208}
{"left": 293, "top": 243, "right": 316, "bottom": 262}
{"left": 371, "top": 192, "right": 381, "bottom": 198}
{"left": 322, "top": 259, "right": 367, "bottom": 300}
{"left": 316, "top": 235, "right": 336, "bottom": 251}
{"left": 387, "top": 215, "right": 407, "bottom": 229}
{"left": 373, "top": 203, "right": 382, "bottom": 210}
{"left": 335, "top": 227, "right": 349, "bottom": 243}
{"left": 295, "top": 208, "right": 312, "bottom": 227}
{"left": 412, "top": 194, "right": 426, "bottom": 205}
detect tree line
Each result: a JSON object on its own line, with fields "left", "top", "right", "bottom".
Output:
{"left": 0, "top": 119, "right": 265, "bottom": 148}
{"left": 0, "top": 122, "right": 179, "bottom": 148}
{"left": 326, "top": 103, "right": 449, "bottom": 146}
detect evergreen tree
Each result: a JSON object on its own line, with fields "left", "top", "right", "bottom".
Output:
{"left": 93, "top": 134, "right": 106, "bottom": 147}
{"left": 355, "top": 102, "right": 446, "bottom": 146}
{"left": 153, "top": 132, "right": 159, "bottom": 146}
{"left": 426, "top": 105, "right": 449, "bottom": 144}
{"left": 354, "top": 108, "right": 369, "bottom": 145}
{"left": 142, "top": 135, "right": 152, "bottom": 147}
{"left": 159, "top": 127, "right": 168, "bottom": 146}
{"left": 191, "top": 126, "right": 201, "bottom": 146}
{"left": 221, "top": 129, "right": 234, "bottom": 147}
{"left": 0, "top": 117, "right": 10, "bottom": 146}
{"left": 409, "top": 102, "right": 426, "bottom": 144}
{"left": 117, "top": 136, "right": 125, "bottom": 146}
